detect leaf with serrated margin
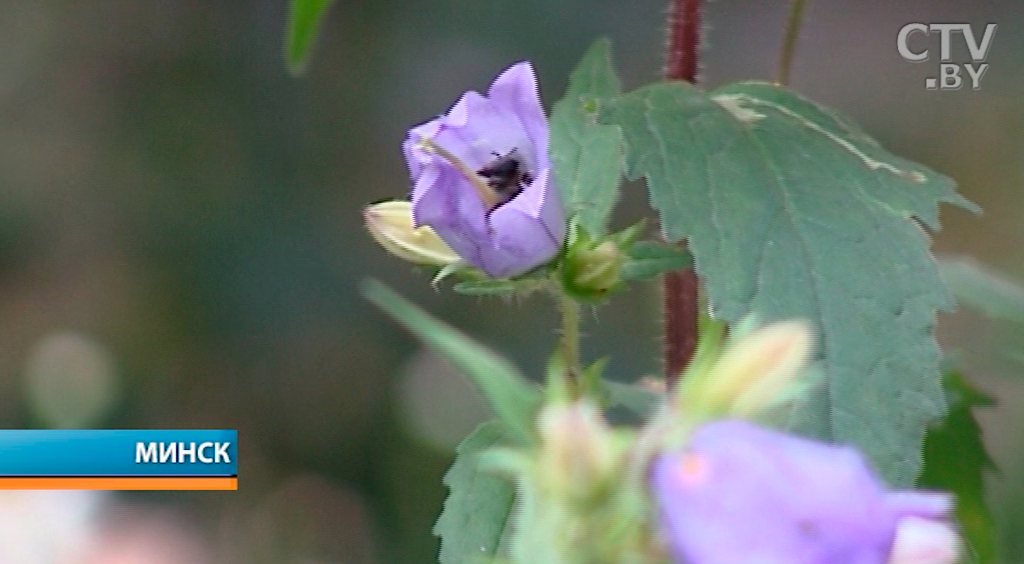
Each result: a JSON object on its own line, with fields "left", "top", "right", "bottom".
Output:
{"left": 919, "top": 371, "right": 997, "bottom": 564}
{"left": 549, "top": 38, "right": 624, "bottom": 237}
{"left": 601, "top": 80, "right": 978, "bottom": 486}
{"left": 363, "top": 280, "right": 540, "bottom": 442}
{"left": 435, "top": 421, "right": 517, "bottom": 564}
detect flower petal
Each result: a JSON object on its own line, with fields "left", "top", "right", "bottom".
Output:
{"left": 496, "top": 168, "right": 565, "bottom": 245}
{"left": 411, "top": 163, "right": 489, "bottom": 268}
{"left": 885, "top": 492, "right": 954, "bottom": 520}
{"left": 485, "top": 213, "right": 561, "bottom": 279}
{"left": 403, "top": 119, "right": 443, "bottom": 180}
{"left": 488, "top": 62, "right": 550, "bottom": 164}
{"left": 651, "top": 420, "right": 923, "bottom": 564}
{"left": 439, "top": 90, "right": 533, "bottom": 171}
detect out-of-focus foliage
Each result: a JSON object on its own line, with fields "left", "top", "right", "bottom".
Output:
{"left": 286, "top": 0, "right": 338, "bottom": 74}
{"left": 940, "top": 257, "right": 1024, "bottom": 324}
{"left": 920, "top": 371, "right": 998, "bottom": 564}
{"left": 365, "top": 280, "right": 541, "bottom": 443}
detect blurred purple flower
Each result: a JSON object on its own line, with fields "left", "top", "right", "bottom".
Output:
{"left": 403, "top": 62, "right": 565, "bottom": 278}
{"left": 651, "top": 420, "right": 955, "bottom": 564}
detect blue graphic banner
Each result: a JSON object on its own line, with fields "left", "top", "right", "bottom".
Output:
{"left": 0, "top": 430, "right": 237, "bottom": 477}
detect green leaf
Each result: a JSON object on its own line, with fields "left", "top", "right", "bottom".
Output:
{"left": 432, "top": 262, "right": 468, "bottom": 287}
{"left": 453, "top": 278, "right": 547, "bottom": 297}
{"left": 620, "top": 241, "right": 693, "bottom": 281}
{"left": 607, "top": 219, "right": 646, "bottom": 248}
{"left": 363, "top": 280, "right": 540, "bottom": 442}
{"left": 601, "top": 80, "right": 978, "bottom": 486}
{"left": 919, "top": 371, "right": 997, "bottom": 564}
{"left": 549, "top": 38, "right": 624, "bottom": 237}
{"left": 1010, "top": 351, "right": 1024, "bottom": 367}
{"left": 602, "top": 379, "right": 662, "bottom": 418}
{"left": 939, "top": 256, "right": 1024, "bottom": 323}
{"left": 579, "top": 357, "right": 610, "bottom": 398}
{"left": 285, "top": 0, "right": 337, "bottom": 75}
{"left": 435, "top": 421, "right": 517, "bottom": 564}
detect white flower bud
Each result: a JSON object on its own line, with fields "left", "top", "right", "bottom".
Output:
{"left": 887, "top": 516, "right": 961, "bottom": 564}
{"left": 536, "top": 400, "right": 619, "bottom": 502}
{"left": 680, "top": 320, "right": 814, "bottom": 419}
{"left": 363, "top": 200, "right": 460, "bottom": 266}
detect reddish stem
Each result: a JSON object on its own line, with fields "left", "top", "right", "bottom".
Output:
{"left": 663, "top": 268, "right": 699, "bottom": 382}
{"left": 662, "top": 0, "right": 703, "bottom": 385}
{"left": 664, "top": 0, "right": 703, "bottom": 82}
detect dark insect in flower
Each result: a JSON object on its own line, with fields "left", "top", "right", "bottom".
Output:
{"left": 477, "top": 149, "right": 533, "bottom": 205}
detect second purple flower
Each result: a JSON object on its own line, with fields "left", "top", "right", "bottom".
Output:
{"left": 403, "top": 62, "right": 566, "bottom": 279}
{"left": 651, "top": 420, "right": 956, "bottom": 564}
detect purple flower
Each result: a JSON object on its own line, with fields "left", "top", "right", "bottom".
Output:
{"left": 403, "top": 62, "right": 565, "bottom": 278}
{"left": 651, "top": 420, "right": 954, "bottom": 564}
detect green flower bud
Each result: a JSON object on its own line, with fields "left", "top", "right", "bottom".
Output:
{"left": 363, "top": 200, "right": 460, "bottom": 266}
{"left": 563, "top": 239, "right": 626, "bottom": 301}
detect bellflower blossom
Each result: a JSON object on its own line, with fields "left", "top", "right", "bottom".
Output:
{"left": 651, "top": 420, "right": 956, "bottom": 564}
{"left": 403, "top": 62, "right": 565, "bottom": 278}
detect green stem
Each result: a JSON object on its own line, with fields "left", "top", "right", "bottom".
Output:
{"left": 560, "top": 293, "right": 582, "bottom": 390}
{"left": 776, "top": 0, "right": 811, "bottom": 86}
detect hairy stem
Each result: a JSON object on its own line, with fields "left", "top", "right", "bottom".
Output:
{"left": 664, "top": 0, "right": 704, "bottom": 82}
{"left": 663, "top": 269, "right": 699, "bottom": 383}
{"left": 560, "top": 293, "right": 582, "bottom": 389}
{"left": 662, "top": 0, "right": 703, "bottom": 385}
{"left": 776, "top": 0, "right": 811, "bottom": 85}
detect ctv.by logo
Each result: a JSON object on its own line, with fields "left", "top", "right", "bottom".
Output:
{"left": 897, "top": 23, "right": 996, "bottom": 90}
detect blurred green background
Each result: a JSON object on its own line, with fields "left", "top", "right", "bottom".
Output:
{"left": 0, "top": 1, "right": 1021, "bottom": 562}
